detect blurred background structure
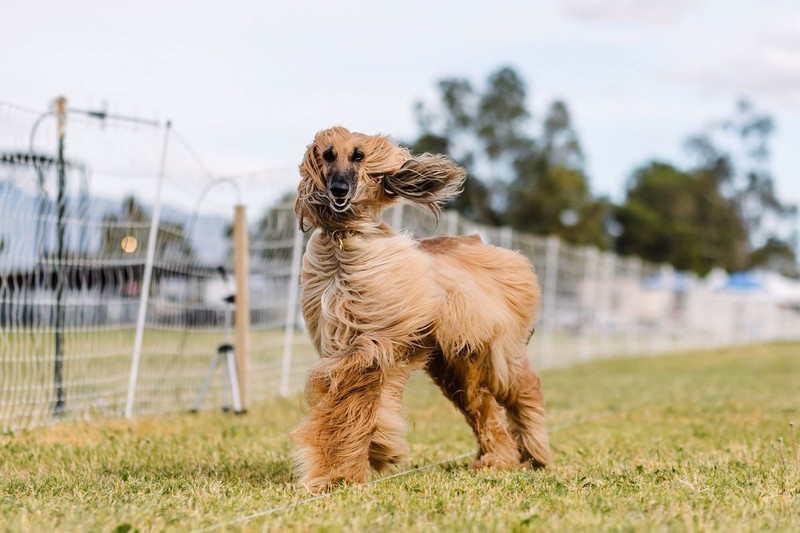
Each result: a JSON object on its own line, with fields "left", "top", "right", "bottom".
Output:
{"left": 1, "top": 0, "right": 800, "bottom": 431}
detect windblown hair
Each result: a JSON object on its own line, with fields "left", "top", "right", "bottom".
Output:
{"left": 296, "top": 127, "right": 463, "bottom": 232}
{"left": 292, "top": 127, "right": 551, "bottom": 493}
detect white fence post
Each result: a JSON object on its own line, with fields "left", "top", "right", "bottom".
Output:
{"left": 598, "top": 252, "right": 616, "bottom": 357}
{"left": 579, "top": 247, "right": 599, "bottom": 362}
{"left": 125, "top": 121, "right": 171, "bottom": 419}
{"left": 391, "top": 202, "right": 404, "bottom": 229}
{"left": 627, "top": 257, "right": 642, "bottom": 356}
{"left": 280, "top": 220, "right": 305, "bottom": 397}
{"left": 541, "top": 235, "right": 560, "bottom": 368}
{"left": 500, "top": 225, "right": 513, "bottom": 250}
{"left": 660, "top": 263, "right": 676, "bottom": 354}
{"left": 446, "top": 210, "right": 459, "bottom": 235}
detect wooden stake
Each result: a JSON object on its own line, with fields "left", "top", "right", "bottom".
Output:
{"left": 233, "top": 204, "right": 250, "bottom": 412}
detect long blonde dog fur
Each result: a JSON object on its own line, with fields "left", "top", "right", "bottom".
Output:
{"left": 292, "top": 126, "right": 551, "bottom": 492}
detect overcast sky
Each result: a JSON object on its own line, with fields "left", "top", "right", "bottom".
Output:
{"left": 2, "top": 0, "right": 799, "bottom": 212}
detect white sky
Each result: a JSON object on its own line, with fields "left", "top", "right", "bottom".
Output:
{"left": 2, "top": 0, "right": 799, "bottom": 212}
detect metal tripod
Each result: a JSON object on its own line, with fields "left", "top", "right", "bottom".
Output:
{"left": 192, "top": 272, "right": 243, "bottom": 414}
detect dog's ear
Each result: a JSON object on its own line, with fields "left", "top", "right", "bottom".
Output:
{"left": 295, "top": 143, "right": 326, "bottom": 231}
{"left": 382, "top": 154, "right": 466, "bottom": 218}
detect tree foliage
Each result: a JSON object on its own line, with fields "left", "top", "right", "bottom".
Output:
{"left": 410, "top": 69, "right": 798, "bottom": 275}
{"left": 506, "top": 101, "right": 610, "bottom": 247}
{"left": 101, "top": 195, "right": 193, "bottom": 260}
{"left": 618, "top": 99, "right": 798, "bottom": 276}
{"left": 707, "top": 99, "right": 797, "bottom": 272}
{"left": 615, "top": 162, "right": 746, "bottom": 275}
{"left": 409, "top": 66, "right": 610, "bottom": 248}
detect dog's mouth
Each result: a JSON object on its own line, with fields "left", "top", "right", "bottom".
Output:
{"left": 330, "top": 197, "right": 351, "bottom": 213}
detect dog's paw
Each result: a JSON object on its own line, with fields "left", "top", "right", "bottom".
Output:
{"left": 301, "top": 467, "right": 370, "bottom": 493}
{"left": 519, "top": 452, "right": 550, "bottom": 469}
{"left": 302, "top": 474, "right": 354, "bottom": 494}
{"left": 301, "top": 475, "right": 336, "bottom": 494}
{"left": 471, "top": 451, "right": 522, "bottom": 470}
{"left": 369, "top": 453, "right": 404, "bottom": 472}
{"left": 518, "top": 442, "right": 552, "bottom": 468}
{"left": 368, "top": 441, "right": 408, "bottom": 472}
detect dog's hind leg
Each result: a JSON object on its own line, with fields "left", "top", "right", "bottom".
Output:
{"left": 425, "top": 349, "right": 521, "bottom": 469}
{"left": 487, "top": 336, "right": 552, "bottom": 468}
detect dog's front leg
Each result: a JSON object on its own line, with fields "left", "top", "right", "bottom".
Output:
{"left": 292, "top": 348, "right": 385, "bottom": 492}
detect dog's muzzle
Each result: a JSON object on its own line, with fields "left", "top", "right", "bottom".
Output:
{"left": 328, "top": 174, "right": 353, "bottom": 212}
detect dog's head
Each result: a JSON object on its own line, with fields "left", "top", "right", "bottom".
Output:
{"left": 296, "top": 127, "right": 466, "bottom": 231}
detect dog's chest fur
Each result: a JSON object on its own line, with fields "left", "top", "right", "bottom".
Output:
{"left": 300, "top": 229, "right": 441, "bottom": 359}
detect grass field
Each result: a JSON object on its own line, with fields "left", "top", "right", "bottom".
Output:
{"left": 0, "top": 327, "right": 318, "bottom": 431}
{"left": 1, "top": 343, "right": 798, "bottom": 531}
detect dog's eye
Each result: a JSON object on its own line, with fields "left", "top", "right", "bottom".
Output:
{"left": 322, "top": 148, "right": 336, "bottom": 163}
{"left": 351, "top": 148, "right": 364, "bottom": 162}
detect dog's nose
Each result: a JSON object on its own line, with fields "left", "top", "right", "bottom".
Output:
{"left": 329, "top": 182, "right": 350, "bottom": 198}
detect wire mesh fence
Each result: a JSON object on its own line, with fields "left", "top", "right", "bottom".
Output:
{"left": 0, "top": 99, "right": 292, "bottom": 430}
{"left": 2, "top": 99, "right": 800, "bottom": 432}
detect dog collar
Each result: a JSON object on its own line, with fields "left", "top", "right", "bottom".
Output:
{"left": 326, "top": 229, "right": 355, "bottom": 250}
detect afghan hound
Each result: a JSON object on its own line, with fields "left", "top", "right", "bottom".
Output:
{"left": 292, "top": 126, "right": 551, "bottom": 492}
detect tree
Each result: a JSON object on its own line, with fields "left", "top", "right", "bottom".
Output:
{"left": 749, "top": 237, "right": 799, "bottom": 278}
{"left": 101, "top": 195, "right": 193, "bottom": 260}
{"left": 615, "top": 162, "right": 746, "bottom": 275}
{"left": 409, "top": 68, "right": 528, "bottom": 225}
{"left": 246, "top": 190, "right": 299, "bottom": 267}
{"left": 616, "top": 99, "right": 798, "bottom": 276}
{"left": 409, "top": 66, "right": 609, "bottom": 247}
{"left": 506, "top": 100, "right": 610, "bottom": 247}
{"left": 254, "top": 191, "right": 297, "bottom": 238}
{"left": 685, "top": 99, "right": 798, "bottom": 272}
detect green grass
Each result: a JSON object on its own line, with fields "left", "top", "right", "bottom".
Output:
{"left": 0, "top": 327, "right": 317, "bottom": 430}
{"left": 1, "top": 343, "right": 799, "bottom": 532}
